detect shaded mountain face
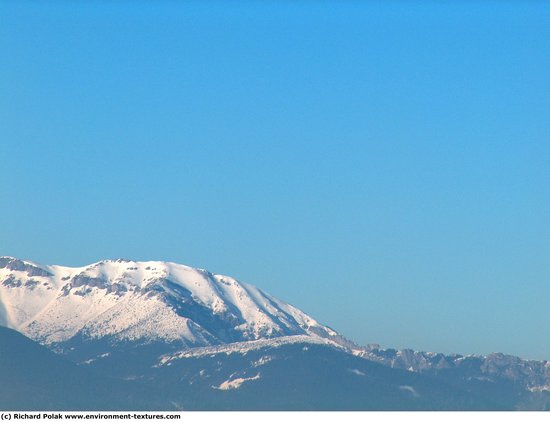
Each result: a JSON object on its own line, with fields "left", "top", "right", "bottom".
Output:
{"left": 0, "top": 327, "right": 165, "bottom": 410}
{"left": 104, "top": 341, "right": 519, "bottom": 411}
{"left": 1, "top": 256, "right": 549, "bottom": 410}
{"left": 2, "top": 328, "right": 547, "bottom": 411}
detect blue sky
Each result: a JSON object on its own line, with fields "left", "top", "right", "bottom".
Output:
{"left": 1, "top": 1, "right": 550, "bottom": 359}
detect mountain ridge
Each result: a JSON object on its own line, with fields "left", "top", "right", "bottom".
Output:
{"left": 2, "top": 256, "right": 550, "bottom": 410}
{"left": 0, "top": 256, "right": 349, "bottom": 350}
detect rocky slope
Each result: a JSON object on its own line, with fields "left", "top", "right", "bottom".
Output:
{"left": 355, "top": 345, "right": 550, "bottom": 393}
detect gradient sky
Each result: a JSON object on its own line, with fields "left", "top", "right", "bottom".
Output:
{"left": 1, "top": 1, "right": 549, "bottom": 359}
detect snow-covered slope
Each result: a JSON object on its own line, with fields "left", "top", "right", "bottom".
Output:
{"left": 0, "top": 257, "right": 346, "bottom": 349}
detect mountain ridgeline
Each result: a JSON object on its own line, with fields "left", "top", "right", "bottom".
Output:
{"left": 0, "top": 256, "right": 549, "bottom": 410}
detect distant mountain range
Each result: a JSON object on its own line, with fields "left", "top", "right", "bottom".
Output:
{"left": 1, "top": 256, "right": 549, "bottom": 410}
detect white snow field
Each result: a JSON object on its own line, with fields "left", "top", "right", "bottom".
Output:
{"left": 0, "top": 257, "right": 346, "bottom": 348}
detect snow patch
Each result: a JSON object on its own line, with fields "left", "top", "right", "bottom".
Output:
{"left": 214, "top": 373, "right": 261, "bottom": 390}
{"left": 159, "top": 335, "right": 344, "bottom": 365}
{"left": 252, "top": 355, "right": 273, "bottom": 367}
{"left": 399, "top": 385, "right": 420, "bottom": 397}
{"left": 528, "top": 385, "right": 550, "bottom": 392}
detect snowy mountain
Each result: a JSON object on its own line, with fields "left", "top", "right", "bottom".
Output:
{"left": 2, "top": 256, "right": 550, "bottom": 410}
{"left": 0, "top": 256, "right": 348, "bottom": 352}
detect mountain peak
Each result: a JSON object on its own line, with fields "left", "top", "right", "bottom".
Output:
{"left": 97, "top": 258, "right": 135, "bottom": 265}
{"left": 0, "top": 256, "right": 53, "bottom": 277}
{"left": 0, "top": 257, "right": 346, "bottom": 350}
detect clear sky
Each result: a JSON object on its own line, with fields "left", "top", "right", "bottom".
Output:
{"left": 1, "top": 1, "right": 549, "bottom": 360}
